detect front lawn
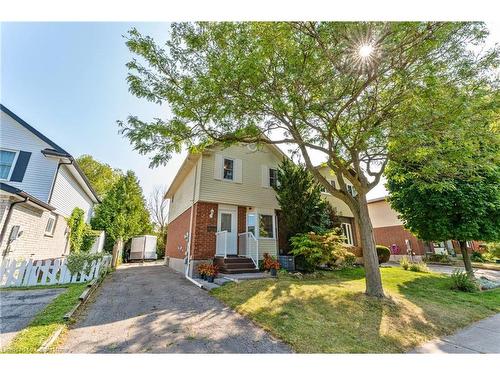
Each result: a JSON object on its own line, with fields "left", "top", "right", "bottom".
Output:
{"left": 211, "top": 267, "right": 500, "bottom": 353}
{"left": 2, "top": 283, "right": 88, "bottom": 353}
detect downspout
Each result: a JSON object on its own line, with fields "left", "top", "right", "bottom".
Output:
{"left": 1, "top": 197, "right": 28, "bottom": 257}
{"left": 185, "top": 161, "right": 203, "bottom": 288}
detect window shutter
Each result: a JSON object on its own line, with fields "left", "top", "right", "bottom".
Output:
{"left": 234, "top": 158, "right": 242, "bottom": 183}
{"left": 10, "top": 151, "right": 31, "bottom": 182}
{"left": 214, "top": 154, "right": 222, "bottom": 180}
{"left": 261, "top": 165, "right": 269, "bottom": 187}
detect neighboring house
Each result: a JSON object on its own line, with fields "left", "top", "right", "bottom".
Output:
{"left": 0, "top": 104, "right": 100, "bottom": 260}
{"left": 165, "top": 142, "right": 359, "bottom": 276}
{"left": 367, "top": 196, "right": 480, "bottom": 260}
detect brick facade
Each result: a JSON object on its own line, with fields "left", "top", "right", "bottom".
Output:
{"left": 0, "top": 199, "right": 70, "bottom": 260}
{"left": 191, "top": 202, "right": 218, "bottom": 260}
{"left": 373, "top": 225, "right": 427, "bottom": 255}
{"left": 165, "top": 206, "right": 192, "bottom": 259}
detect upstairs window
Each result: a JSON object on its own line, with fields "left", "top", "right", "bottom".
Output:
{"left": 330, "top": 180, "right": 336, "bottom": 189}
{"left": 0, "top": 149, "right": 17, "bottom": 180}
{"left": 223, "top": 158, "right": 234, "bottom": 180}
{"left": 346, "top": 184, "right": 357, "bottom": 197}
{"left": 269, "top": 168, "right": 278, "bottom": 188}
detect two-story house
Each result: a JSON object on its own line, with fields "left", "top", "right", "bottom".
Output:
{"left": 165, "top": 142, "right": 359, "bottom": 276}
{"left": 0, "top": 104, "right": 100, "bottom": 260}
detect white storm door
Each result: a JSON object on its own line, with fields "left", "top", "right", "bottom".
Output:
{"left": 218, "top": 209, "right": 238, "bottom": 255}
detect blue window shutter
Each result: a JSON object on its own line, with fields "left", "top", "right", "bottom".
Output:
{"left": 10, "top": 151, "right": 31, "bottom": 182}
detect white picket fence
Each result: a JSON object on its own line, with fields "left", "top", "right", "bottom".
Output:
{"left": 0, "top": 255, "right": 112, "bottom": 288}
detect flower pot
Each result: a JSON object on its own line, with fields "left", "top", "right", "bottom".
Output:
{"left": 207, "top": 275, "right": 215, "bottom": 283}
{"left": 270, "top": 269, "right": 277, "bottom": 277}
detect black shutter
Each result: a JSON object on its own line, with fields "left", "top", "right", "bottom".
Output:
{"left": 10, "top": 151, "right": 32, "bottom": 182}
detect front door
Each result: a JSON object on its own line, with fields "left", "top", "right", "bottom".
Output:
{"left": 217, "top": 208, "right": 238, "bottom": 255}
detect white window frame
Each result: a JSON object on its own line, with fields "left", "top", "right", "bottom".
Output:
{"left": 222, "top": 157, "right": 235, "bottom": 181}
{"left": 341, "top": 222, "right": 354, "bottom": 246}
{"left": 44, "top": 213, "right": 57, "bottom": 236}
{"left": 0, "top": 148, "right": 20, "bottom": 181}
{"left": 269, "top": 168, "right": 278, "bottom": 188}
{"left": 247, "top": 210, "right": 276, "bottom": 239}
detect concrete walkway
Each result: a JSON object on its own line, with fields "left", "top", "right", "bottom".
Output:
{"left": 59, "top": 263, "right": 291, "bottom": 353}
{"left": 412, "top": 314, "right": 500, "bottom": 353}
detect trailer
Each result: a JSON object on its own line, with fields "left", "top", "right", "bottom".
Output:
{"left": 129, "top": 235, "right": 158, "bottom": 261}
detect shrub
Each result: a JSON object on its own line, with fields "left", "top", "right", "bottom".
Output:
{"left": 376, "top": 245, "right": 391, "bottom": 264}
{"left": 67, "top": 208, "right": 87, "bottom": 252}
{"left": 66, "top": 252, "right": 104, "bottom": 276}
{"left": 485, "top": 242, "right": 500, "bottom": 258}
{"left": 290, "top": 230, "right": 346, "bottom": 272}
{"left": 408, "top": 261, "right": 430, "bottom": 273}
{"left": 331, "top": 248, "right": 357, "bottom": 268}
{"left": 81, "top": 229, "right": 101, "bottom": 253}
{"left": 423, "top": 253, "right": 452, "bottom": 264}
{"left": 470, "top": 251, "right": 484, "bottom": 263}
{"left": 399, "top": 256, "right": 411, "bottom": 270}
{"left": 451, "top": 270, "right": 479, "bottom": 292}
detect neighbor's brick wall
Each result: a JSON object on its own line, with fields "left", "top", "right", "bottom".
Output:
{"left": 373, "top": 225, "right": 426, "bottom": 255}
{"left": 191, "top": 201, "right": 218, "bottom": 260}
{"left": 0, "top": 200, "right": 70, "bottom": 260}
{"left": 166, "top": 206, "right": 192, "bottom": 259}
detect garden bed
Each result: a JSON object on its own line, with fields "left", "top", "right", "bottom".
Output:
{"left": 211, "top": 267, "right": 500, "bottom": 353}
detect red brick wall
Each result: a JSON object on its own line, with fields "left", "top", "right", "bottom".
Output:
{"left": 166, "top": 207, "right": 192, "bottom": 259}
{"left": 373, "top": 225, "right": 426, "bottom": 255}
{"left": 191, "top": 202, "right": 218, "bottom": 260}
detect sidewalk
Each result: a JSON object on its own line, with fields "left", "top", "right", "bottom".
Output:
{"left": 411, "top": 314, "right": 500, "bottom": 353}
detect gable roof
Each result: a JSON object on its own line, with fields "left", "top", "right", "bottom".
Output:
{"left": 0, "top": 104, "right": 100, "bottom": 203}
{"left": 165, "top": 141, "right": 288, "bottom": 199}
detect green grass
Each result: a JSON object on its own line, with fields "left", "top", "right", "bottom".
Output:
{"left": 1, "top": 283, "right": 88, "bottom": 353}
{"left": 211, "top": 267, "right": 500, "bottom": 353}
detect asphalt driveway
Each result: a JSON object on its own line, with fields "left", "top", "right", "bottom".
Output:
{"left": 59, "top": 263, "right": 291, "bottom": 353}
{"left": 0, "top": 288, "right": 65, "bottom": 350}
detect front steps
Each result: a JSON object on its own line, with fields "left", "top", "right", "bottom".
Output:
{"left": 214, "top": 256, "right": 259, "bottom": 274}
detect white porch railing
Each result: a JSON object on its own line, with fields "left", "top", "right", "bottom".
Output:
{"left": 0, "top": 255, "right": 112, "bottom": 288}
{"left": 215, "top": 231, "right": 228, "bottom": 258}
{"left": 238, "top": 232, "right": 259, "bottom": 269}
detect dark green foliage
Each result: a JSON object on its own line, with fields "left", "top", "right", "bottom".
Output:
{"left": 273, "top": 159, "right": 335, "bottom": 242}
{"left": 80, "top": 229, "right": 100, "bottom": 253}
{"left": 67, "top": 208, "right": 87, "bottom": 252}
{"left": 451, "top": 270, "right": 479, "bottom": 292}
{"left": 376, "top": 245, "right": 391, "bottom": 264}
{"left": 290, "top": 230, "right": 348, "bottom": 272}
{"left": 66, "top": 252, "right": 104, "bottom": 276}
{"left": 91, "top": 170, "right": 153, "bottom": 252}
{"left": 423, "top": 254, "right": 452, "bottom": 264}
{"left": 471, "top": 251, "right": 485, "bottom": 263}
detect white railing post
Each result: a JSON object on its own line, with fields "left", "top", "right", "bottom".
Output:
{"left": 224, "top": 231, "right": 227, "bottom": 258}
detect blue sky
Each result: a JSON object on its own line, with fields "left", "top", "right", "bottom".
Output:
{"left": 1, "top": 22, "right": 186, "bottom": 200}
{"left": 1, "top": 22, "right": 499, "bottom": 201}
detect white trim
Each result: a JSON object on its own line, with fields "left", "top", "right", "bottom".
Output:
{"left": 44, "top": 212, "right": 57, "bottom": 236}
{"left": 0, "top": 148, "right": 20, "bottom": 181}
{"left": 341, "top": 222, "right": 354, "bottom": 246}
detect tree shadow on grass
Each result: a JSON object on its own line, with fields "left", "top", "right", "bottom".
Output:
{"left": 396, "top": 271, "right": 500, "bottom": 346}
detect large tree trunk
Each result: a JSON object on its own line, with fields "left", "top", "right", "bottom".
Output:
{"left": 459, "top": 240, "right": 474, "bottom": 277}
{"left": 356, "top": 192, "right": 385, "bottom": 298}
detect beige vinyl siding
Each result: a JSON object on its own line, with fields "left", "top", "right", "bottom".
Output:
{"left": 168, "top": 158, "right": 201, "bottom": 223}
{"left": 368, "top": 200, "right": 403, "bottom": 228}
{"left": 258, "top": 238, "right": 277, "bottom": 258}
{"left": 317, "top": 166, "right": 355, "bottom": 218}
{"left": 199, "top": 144, "right": 283, "bottom": 209}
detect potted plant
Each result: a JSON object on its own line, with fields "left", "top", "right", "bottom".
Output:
{"left": 205, "top": 264, "right": 219, "bottom": 283}
{"left": 269, "top": 259, "right": 280, "bottom": 277}
{"left": 197, "top": 264, "right": 207, "bottom": 280}
{"left": 263, "top": 253, "right": 280, "bottom": 277}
